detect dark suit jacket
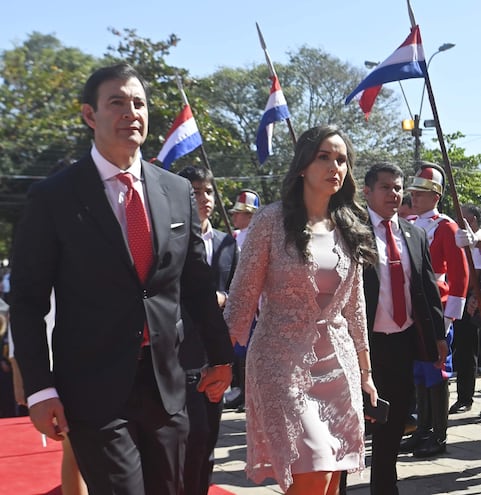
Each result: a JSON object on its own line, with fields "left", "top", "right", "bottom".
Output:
{"left": 363, "top": 217, "right": 444, "bottom": 361}
{"left": 9, "top": 154, "right": 234, "bottom": 422}
{"left": 180, "top": 229, "right": 238, "bottom": 370}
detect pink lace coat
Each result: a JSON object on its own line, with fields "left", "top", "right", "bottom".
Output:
{"left": 224, "top": 202, "right": 369, "bottom": 491}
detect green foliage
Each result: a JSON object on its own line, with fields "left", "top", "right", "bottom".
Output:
{"left": 420, "top": 132, "right": 481, "bottom": 215}
{"left": 1, "top": 29, "right": 480, "bottom": 257}
{"left": 0, "top": 32, "right": 97, "bottom": 176}
{"left": 194, "top": 46, "right": 417, "bottom": 203}
{"left": 0, "top": 32, "right": 100, "bottom": 252}
{"left": 104, "top": 28, "right": 244, "bottom": 175}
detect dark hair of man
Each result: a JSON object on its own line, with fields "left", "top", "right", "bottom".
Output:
{"left": 462, "top": 203, "right": 481, "bottom": 226}
{"left": 281, "top": 125, "right": 377, "bottom": 266}
{"left": 364, "top": 162, "right": 404, "bottom": 190}
{"left": 177, "top": 165, "right": 214, "bottom": 184}
{"left": 81, "top": 63, "right": 149, "bottom": 110}
{"left": 402, "top": 194, "right": 412, "bottom": 208}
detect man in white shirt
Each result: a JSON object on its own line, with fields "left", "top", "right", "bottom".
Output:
{"left": 362, "top": 162, "right": 446, "bottom": 495}
{"left": 9, "top": 63, "right": 233, "bottom": 495}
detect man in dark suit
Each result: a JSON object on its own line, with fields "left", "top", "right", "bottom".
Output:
{"left": 362, "top": 162, "right": 447, "bottom": 495}
{"left": 9, "top": 63, "right": 234, "bottom": 495}
{"left": 177, "top": 165, "right": 238, "bottom": 495}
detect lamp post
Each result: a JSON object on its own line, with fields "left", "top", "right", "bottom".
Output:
{"left": 413, "top": 43, "right": 455, "bottom": 163}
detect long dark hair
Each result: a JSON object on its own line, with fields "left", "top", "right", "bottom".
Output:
{"left": 281, "top": 125, "right": 376, "bottom": 265}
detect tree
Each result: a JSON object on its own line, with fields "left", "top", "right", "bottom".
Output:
{"left": 104, "top": 28, "right": 246, "bottom": 220}
{"left": 196, "top": 46, "right": 415, "bottom": 202}
{"left": 104, "top": 28, "right": 244, "bottom": 168}
{"left": 194, "top": 65, "right": 291, "bottom": 205}
{"left": 421, "top": 132, "right": 481, "bottom": 216}
{"left": 0, "top": 33, "right": 100, "bottom": 258}
{"left": 0, "top": 32, "right": 98, "bottom": 176}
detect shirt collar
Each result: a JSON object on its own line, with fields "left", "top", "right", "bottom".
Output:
{"left": 91, "top": 144, "right": 143, "bottom": 182}
{"left": 367, "top": 206, "right": 400, "bottom": 230}
{"left": 202, "top": 221, "right": 214, "bottom": 241}
{"left": 417, "top": 208, "right": 439, "bottom": 220}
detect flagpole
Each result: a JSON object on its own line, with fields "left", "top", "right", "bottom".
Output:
{"left": 256, "top": 22, "right": 297, "bottom": 147}
{"left": 422, "top": 70, "right": 481, "bottom": 310}
{"left": 407, "top": 0, "right": 481, "bottom": 312}
{"left": 175, "top": 75, "right": 233, "bottom": 236}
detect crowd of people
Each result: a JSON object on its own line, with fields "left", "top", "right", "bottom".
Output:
{"left": 2, "top": 63, "right": 481, "bottom": 495}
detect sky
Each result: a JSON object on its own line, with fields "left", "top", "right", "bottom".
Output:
{"left": 2, "top": 0, "right": 481, "bottom": 157}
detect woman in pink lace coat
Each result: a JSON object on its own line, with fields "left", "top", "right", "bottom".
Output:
{"left": 224, "top": 126, "right": 378, "bottom": 495}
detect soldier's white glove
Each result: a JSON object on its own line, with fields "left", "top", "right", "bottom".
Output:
{"left": 455, "top": 220, "right": 477, "bottom": 248}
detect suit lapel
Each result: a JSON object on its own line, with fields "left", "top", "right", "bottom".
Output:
{"left": 399, "top": 219, "right": 421, "bottom": 273}
{"left": 72, "top": 156, "right": 133, "bottom": 271}
{"left": 142, "top": 161, "right": 171, "bottom": 265}
{"left": 211, "top": 229, "right": 222, "bottom": 267}
{"left": 367, "top": 221, "right": 382, "bottom": 282}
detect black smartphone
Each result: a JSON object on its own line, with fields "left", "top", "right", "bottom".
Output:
{"left": 363, "top": 391, "right": 390, "bottom": 424}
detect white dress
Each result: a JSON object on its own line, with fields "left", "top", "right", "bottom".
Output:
{"left": 292, "top": 230, "right": 362, "bottom": 473}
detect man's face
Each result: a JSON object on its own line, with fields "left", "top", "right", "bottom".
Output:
{"left": 81, "top": 76, "right": 148, "bottom": 164}
{"left": 363, "top": 172, "right": 403, "bottom": 220}
{"left": 231, "top": 211, "right": 252, "bottom": 230}
{"left": 191, "top": 180, "right": 215, "bottom": 222}
{"left": 410, "top": 190, "right": 439, "bottom": 215}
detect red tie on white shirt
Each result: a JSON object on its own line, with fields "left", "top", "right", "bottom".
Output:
{"left": 382, "top": 220, "right": 407, "bottom": 328}
{"left": 117, "top": 172, "right": 153, "bottom": 345}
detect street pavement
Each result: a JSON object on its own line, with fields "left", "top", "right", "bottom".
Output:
{"left": 212, "top": 377, "right": 481, "bottom": 494}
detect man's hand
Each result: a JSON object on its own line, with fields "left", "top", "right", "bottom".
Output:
{"left": 197, "top": 364, "right": 232, "bottom": 403}
{"left": 434, "top": 339, "right": 449, "bottom": 369}
{"left": 29, "top": 397, "right": 69, "bottom": 441}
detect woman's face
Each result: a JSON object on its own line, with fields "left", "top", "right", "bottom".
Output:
{"left": 301, "top": 134, "right": 348, "bottom": 199}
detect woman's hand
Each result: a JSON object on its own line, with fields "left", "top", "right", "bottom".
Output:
{"left": 360, "top": 371, "right": 378, "bottom": 423}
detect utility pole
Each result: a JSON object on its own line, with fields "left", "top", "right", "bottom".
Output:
{"left": 412, "top": 114, "right": 422, "bottom": 165}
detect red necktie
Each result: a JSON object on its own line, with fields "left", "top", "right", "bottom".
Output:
{"left": 117, "top": 172, "right": 153, "bottom": 345}
{"left": 382, "top": 220, "right": 407, "bottom": 328}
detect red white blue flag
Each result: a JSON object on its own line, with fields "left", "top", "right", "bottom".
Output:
{"left": 157, "top": 105, "right": 202, "bottom": 169}
{"left": 256, "top": 75, "right": 290, "bottom": 164}
{"left": 345, "top": 26, "right": 427, "bottom": 118}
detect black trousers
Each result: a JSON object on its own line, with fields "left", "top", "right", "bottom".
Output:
{"left": 453, "top": 313, "right": 479, "bottom": 404}
{"left": 184, "top": 370, "right": 223, "bottom": 495}
{"left": 369, "top": 327, "right": 416, "bottom": 495}
{"left": 68, "top": 351, "right": 189, "bottom": 495}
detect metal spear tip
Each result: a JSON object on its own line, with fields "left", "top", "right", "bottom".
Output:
{"left": 438, "top": 43, "right": 455, "bottom": 52}
{"left": 256, "top": 22, "right": 267, "bottom": 50}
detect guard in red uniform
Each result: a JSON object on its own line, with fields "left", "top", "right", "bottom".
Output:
{"left": 401, "top": 162, "right": 469, "bottom": 458}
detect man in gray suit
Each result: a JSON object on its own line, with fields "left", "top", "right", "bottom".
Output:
{"left": 10, "top": 63, "right": 233, "bottom": 495}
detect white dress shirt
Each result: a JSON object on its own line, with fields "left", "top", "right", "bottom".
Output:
{"left": 368, "top": 207, "right": 414, "bottom": 334}
{"left": 201, "top": 221, "right": 214, "bottom": 266}
{"left": 93, "top": 145, "right": 152, "bottom": 245}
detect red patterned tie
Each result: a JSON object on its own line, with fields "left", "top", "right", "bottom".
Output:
{"left": 382, "top": 220, "right": 407, "bottom": 328}
{"left": 117, "top": 172, "right": 153, "bottom": 345}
